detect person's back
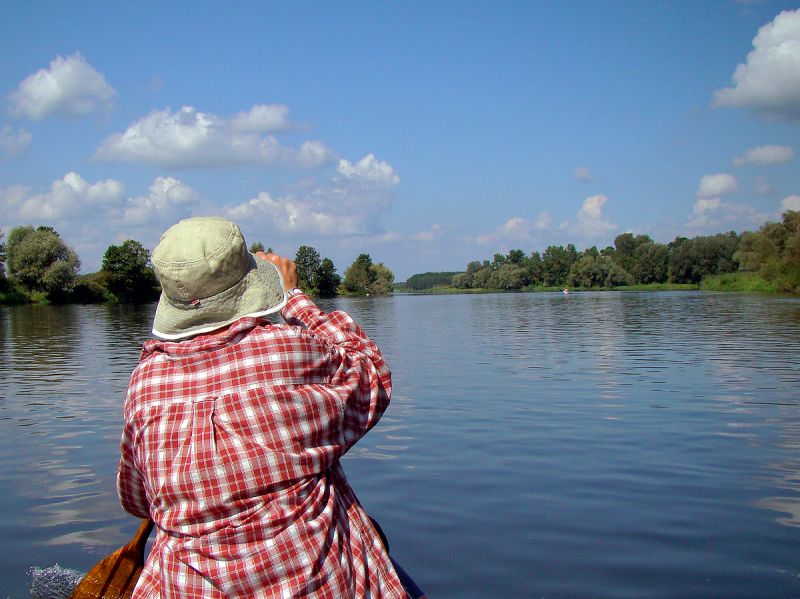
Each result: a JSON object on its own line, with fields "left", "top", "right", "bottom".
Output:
{"left": 116, "top": 217, "right": 407, "bottom": 598}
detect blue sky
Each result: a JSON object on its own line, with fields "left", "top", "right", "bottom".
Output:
{"left": 1, "top": 1, "right": 799, "bottom": 280}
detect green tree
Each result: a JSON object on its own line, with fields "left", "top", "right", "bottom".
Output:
{"left": 528, "top": 251, "right": 544, "bottom": 286}
{"left": 507, "top": 249, "right": 527, "bottom": 265}
{"left": 316, "top": 258, "right": 340, "bottom": 297}
{"left": 406, "top": 271, "right": 461, "bottom": 290}
{"left": 541, "top": 244, "right": 578, "bottom": 287}
{"left": 631, "top": 242, "right": 669, "bottom": 284}
{"left": 451, "top": 272, "right": 471, "bottom": 288}
{"left": 369, "top": 262, "right": 394, "bottom": 295}
{"left": 739, "top": 211, "right": 800, "bottom": 293}
{"left": 459, "top": 260, "right": 483, "bottom": 288}
{"left": 342, "top": 254, "right": 394, "bottom": 295}
{"left": 568, "top": 255, "right": 632, "bottom": 288}
{"left": 249, "top": 241, "right": 266, "bottom": 253}
{"left": 295, "top": 245, "right": 322, "bottom": 292}
{"left": 472, "top": 266, "right": 493, "bottom": 288}
{"left": 0, "top": 229, "right": 6, "bottom": 284}
{"left": 101, "top": 240, "right": 159, "bottom": 302}
{"left": 488, "top": 263, "right": 529, "bottom": 290}
{"left": 613, "top": 233, "right": 653, "bottom": 275}
{"left": 735, "top": 231, "right": 778, "bottom": 273}
{"left": 668, "top": 232, "right": 739, "bottom": 284}
{"left": 343, "top": 253, "right": 376, "bottom": 293}
{"left": 7, "top": 225, "right": 80, "bottom": 298}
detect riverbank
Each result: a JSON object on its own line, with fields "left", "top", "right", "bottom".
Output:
{"left": 397, "top": 282, "right": 701, "bottom": 295}
{"left": 2, "top": 272, "right": 790, "bottom": 306}
{"left": 396, "top": 274, "right": 792, "bottom": 295}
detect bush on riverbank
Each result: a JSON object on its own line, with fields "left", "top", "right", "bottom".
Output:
{"left": 701, "top": 272, "right": 778, "bottom": 293}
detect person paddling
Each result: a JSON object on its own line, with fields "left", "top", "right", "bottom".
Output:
{"left": 116, "top": 216, "right": 424, "bottom": 598}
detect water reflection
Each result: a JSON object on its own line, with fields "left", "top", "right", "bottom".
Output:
{"left": 0, "top": 303, "right": 150, "bottom": 561}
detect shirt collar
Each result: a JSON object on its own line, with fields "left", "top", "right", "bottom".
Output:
{"left": 141, "top": 317, "right": 268, "bottom": 358}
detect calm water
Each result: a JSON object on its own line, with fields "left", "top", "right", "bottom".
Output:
{"left": 1, "top": 291, "right": 799, "bottom": 598}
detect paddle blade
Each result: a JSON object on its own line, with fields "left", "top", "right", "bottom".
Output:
{"left": 70, "top": 519, "right": 153, "bottom": 599}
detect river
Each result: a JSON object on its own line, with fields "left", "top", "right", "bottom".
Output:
{"left": 1, "top": 291, "right": 799, "bottom": 598}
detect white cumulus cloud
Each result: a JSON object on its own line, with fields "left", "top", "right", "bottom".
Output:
{"left": 0, "top": 125, "right": 32, "bottom": 158}
{"left": 226, "top": 153, "right": 399, "bottom": 238}
{"left": 696, "top": 173, "right": 739, "bottom": 198}
{"left": 782, "top": 194, "right": 800, "bottom": 211}
{"left": 229, "top": 104, "right": 291, "bottom": 133}
{"left": 687, "top": 197, "right": 767, "bottom": 231}
{"left": 0, "top": 172, "right": 125, "bottom": 221}
{"left": 476, "top": 212, "right": 552, "bottom": 246}
{"left": 337, "top": 154, "right": 400, "bottom": 187}
{"left": 95, "top": 105, "right": 335, "bottom": 169}
{"left": 124, "top": 177, "right": 197, "bottom": 225}
{"left": 227, "top": 191, "right": 361, "bottom": 236}
{"left": 733, "top": 144, "right": 795, "bottom": 166}
{"left": 713, "top": 9, "right": 800, "bottom": 122}
{"left": 7, "top": 53, "right": 115, "bottom": 120}
{"left": 574, "top": 194, "right": 617, "bottom": 238}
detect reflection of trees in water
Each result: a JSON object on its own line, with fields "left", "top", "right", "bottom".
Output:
{"left": 0, "top": 303, "right": 155, "bottom": 553}
{"left": 689, "top": 295, "right": 800, "bottom": 530}
{"left": 464, "top": 291, "right": 800, "bottom": 532}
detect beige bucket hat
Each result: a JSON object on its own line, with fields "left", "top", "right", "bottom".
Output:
{"left": 150, "top": 216, "right": 286, "bottom": 340}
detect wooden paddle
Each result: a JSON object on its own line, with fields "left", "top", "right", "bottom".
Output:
{"left": 70, "top": 519, "right": 154, "bottom": 599}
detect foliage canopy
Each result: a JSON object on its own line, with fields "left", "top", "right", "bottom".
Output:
{"left": 6, "top": 225, "right": 81, "bottom": 300}
{"left": 101, "top": 240, "right": 160, "bottom": 302}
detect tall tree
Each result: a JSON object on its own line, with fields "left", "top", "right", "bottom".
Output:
{"left": 316, "top": 258, "right": 341, "bottom": 297}
{"left": 7, "top": 225, "right": 80, "bottom": 298}
{"left": 507, "top": 249, "right": 527, "bottom": 265}
{"left": 541, "top": 244, "right": 578, "bottom": 287}
{"left": 343, "top": 253, "right": 376, "bottom": 293}
{"left": 369, "top": 263, "right": 395, "bottom": 295}
{"left": 0, "top": 229, "right": 6, "bottom": 282}
{"left": 101, "top": 240, "right": 159, "bottom": 302}
{"left": 613, "top": 233, "right": 653, "bottom": 274}
{"left": 295, "top": 245, "right": 322, "bottom": 291}
{"left": 488, "top": 263, "right": 529, "bottom": 290}
{"left": 669, "top": 232, "right": 739, "bottom": 284}
{"left": 631, "top": 242, "right": 669, "bottom": 284}
{"left": 568, "top": 255, "right": 631, "bottom": 288}
{"left": 528, "top": 251, "right": 544, "bottom": 285}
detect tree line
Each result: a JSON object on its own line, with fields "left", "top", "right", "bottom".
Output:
{"left": 0, "top": 225, "right": 395, "bottom": 304}
{"left": 448, "top": 211, "right": 799, "bottom": 294}
{"left": 402, "top": 271, "right": 461, "bottom": 291}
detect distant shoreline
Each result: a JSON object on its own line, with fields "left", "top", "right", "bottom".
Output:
{"left": 395, "top": 275, "right": 794, "bottom": 296}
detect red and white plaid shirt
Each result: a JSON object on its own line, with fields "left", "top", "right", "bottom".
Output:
{"left": 117, "top": 292, "right": 405, "bottom": 598}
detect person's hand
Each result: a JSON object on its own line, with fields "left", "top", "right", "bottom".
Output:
{"left": 256, "top": 251, "right": 298, "bottom": 291}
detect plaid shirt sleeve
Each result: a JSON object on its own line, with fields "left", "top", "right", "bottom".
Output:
{"left": 281, "top": 292, "right": 392, "bottom": 448}
{"left": 116, "top": 291, "right": 405, "bottom": 598}
{"left": 117, "top": 388, "right": 150, "bottom": 519}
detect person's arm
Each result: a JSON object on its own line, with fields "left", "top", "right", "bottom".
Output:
{"left": 116, "top": 400, "right": 150, "bottom": 519}
{"left": 258, "top": 252, "right": 392, "bottom": 444}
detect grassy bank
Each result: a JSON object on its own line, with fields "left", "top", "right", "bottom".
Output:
{"left": 615, "top": 283, "right": 699, "bottom": 291}
{"left": 700, "top": 272, "right": 778, "bottom": 293}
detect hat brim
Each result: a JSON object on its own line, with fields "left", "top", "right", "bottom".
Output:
{"left": 152, "top": 253, "right": 287, "bottom": 340}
